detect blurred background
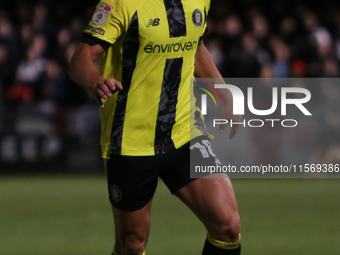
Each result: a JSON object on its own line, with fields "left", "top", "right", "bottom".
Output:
{"left": 0, "top": 0, "right": 101, "bottom": 173}
{"left": 1, "top": 0, "right": 340, "bottom": 172}
{"left": 0, "top": 1, "right": 340, "bottom": 255}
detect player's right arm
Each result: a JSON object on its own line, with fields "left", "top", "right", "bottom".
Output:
{"left": 69, "top": 0, "right": 126, "bottom": 108}
{"left": 69, "top": 43, "right": 122, "bottom": 108}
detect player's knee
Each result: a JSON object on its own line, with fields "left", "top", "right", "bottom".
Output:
{"left": 115, "top": 233, "right": 146, "bottom": 255}
{"left": 207, "top": 213, "right": 241, "bottom": 242}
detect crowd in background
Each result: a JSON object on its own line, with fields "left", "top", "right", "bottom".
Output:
{"left": 1, "top": 0, "right": 340, "bottom": 106}
{"left": 205, "top": 0, "right": 340, "bottom": 78}
{"left": 1, "top": 0, "right": 340, "bottom": 169}
{"left": 0, "top": 1, "right": 95, "bottom": 107}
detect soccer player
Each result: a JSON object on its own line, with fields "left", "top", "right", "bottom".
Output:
{"left": 69, "top": 0, "right": 242, "bottom": 254}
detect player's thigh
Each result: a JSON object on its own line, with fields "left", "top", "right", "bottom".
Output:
{"left": 106, "top": 155, "right": 159, "bottom": 212}
{"left": 176, "top": 175, "right": 240, "bottom": 241}
{"left": 173, "top": 136, "right": 240, "bottom": 241}
{"left": 106, "top": 154, "right": 160, "bottom": 253}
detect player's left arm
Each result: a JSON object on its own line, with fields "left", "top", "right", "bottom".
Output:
{"left": 194, "top": 40, "right": 242, "bottom": 139}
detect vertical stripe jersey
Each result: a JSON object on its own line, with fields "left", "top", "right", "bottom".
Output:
{"left": 82, "top": 0, "right": 210, "bottom": 157}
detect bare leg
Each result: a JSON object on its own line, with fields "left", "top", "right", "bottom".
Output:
{"left": 112, "top": 200, "right": 152, "bottom": 255}
{"left": 176, "top": 174, "right": 240, "bottom": 242}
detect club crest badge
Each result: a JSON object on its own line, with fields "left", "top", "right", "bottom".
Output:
{"left": 110, "top": 185, "right": 122, "bottom": 202}
{"left": 192, "top": 9, "right": 203, "bottom": 27}
{"left": 92, "top": 2, "right": 113, "bottom": 26}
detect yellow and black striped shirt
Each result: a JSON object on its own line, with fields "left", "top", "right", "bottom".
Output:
{"left": 83, "top": 0, "right": 210, "bottom": 157}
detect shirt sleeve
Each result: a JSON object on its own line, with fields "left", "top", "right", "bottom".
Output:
{"left": 83, "top": 0, "right": 126, "bottom": 47}
{"left": 201, "top": 2, "right": 210, "bottom": 38}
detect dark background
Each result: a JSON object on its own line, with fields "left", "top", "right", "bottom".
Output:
{"left": 1, "top": 0, "right": 340, "bottom": 173}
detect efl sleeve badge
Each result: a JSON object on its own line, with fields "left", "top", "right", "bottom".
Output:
{"left": 92, "top": 2, "right": 114, "bottom": 26}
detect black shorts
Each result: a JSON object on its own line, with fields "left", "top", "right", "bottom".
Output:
{"left": 106, "top": 136, "right": 217, "bottom": 211}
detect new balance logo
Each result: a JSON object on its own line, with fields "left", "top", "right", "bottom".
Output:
{"left": 147, "top": 18, "right": 160, "bottom": 27}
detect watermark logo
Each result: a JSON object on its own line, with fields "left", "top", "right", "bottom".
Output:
{"left": 197, "top": 82, "right": 222, "bottom": 115}
{"left": 198, "top": 83, "right": 312, "bottom": 128}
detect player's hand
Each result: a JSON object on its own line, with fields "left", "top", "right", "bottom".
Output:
{"left": 92, "top": 78, "right": 123, "bottom": 108}
{"left": 219, "top": 102, "right": 242, "bottom": 139}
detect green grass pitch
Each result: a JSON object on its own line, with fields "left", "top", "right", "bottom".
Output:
{"left": 0, "top": 176, "right": 339, "bottom": 255}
